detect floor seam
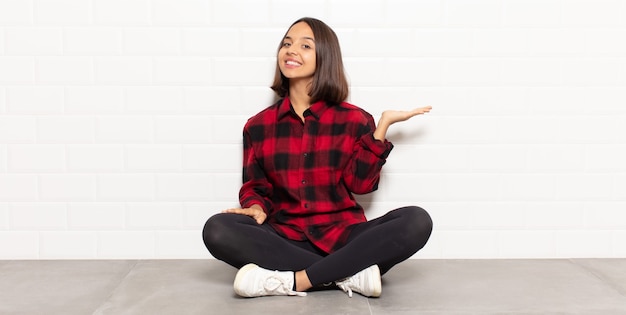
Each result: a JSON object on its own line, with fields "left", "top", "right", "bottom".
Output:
{"left": 569, "top": 259, "right": 626, "bottom": 298}
{"left": 90, "top": 260, "right": 140, "bottom": 315}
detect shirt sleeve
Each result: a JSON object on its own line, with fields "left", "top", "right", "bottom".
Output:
{"left": 238, "top": 127, "right": 274, "bottom": 213}
{"left": 342, "top": 113, "right": 394, "bottom": 195}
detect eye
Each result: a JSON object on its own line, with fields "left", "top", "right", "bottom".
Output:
{"left": 282, "top": 42, "right": 291, "bottom": 48}
{"left": 303, "top": 44, "right": 312, "bottom": 49}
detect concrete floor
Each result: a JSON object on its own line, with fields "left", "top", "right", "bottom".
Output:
{"left": 1, "top": 259, "right": 625, "bottom": 315}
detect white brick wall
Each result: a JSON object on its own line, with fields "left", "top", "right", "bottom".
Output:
{"left": 0, "top": 0, "right": 625, "bottom": 259}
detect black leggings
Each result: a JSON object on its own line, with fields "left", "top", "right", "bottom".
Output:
{"left": 202, "top": 206, "right": 432, "bottom": 286}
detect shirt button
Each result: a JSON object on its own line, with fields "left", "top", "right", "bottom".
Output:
{"left": 301, "top": 179, "right": 306, "bottom": 184}
{"left": 304, "top": 203, "right": 309, "bottom": 208}
{"left": 303, "top": 153, "right": 308, "bottom": 157}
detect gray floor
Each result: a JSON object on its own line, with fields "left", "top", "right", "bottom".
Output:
{"left": 1, "top": 259, "right": 625, "bottom": 315}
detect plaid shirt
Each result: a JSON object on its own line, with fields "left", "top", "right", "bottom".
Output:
{"left": 239, "top": 97, "right": 393, "bottom": 253}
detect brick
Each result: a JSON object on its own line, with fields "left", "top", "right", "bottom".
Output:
{"left": 524, "top": 202, "right": 585, "bottom": 229}
{"left": 127, "top": 202, "right": 183, "bottom": 229}
{"left": 0, "top": 203, "right": 8, "bottom": 229}
{"left": 0, "top": 0, "right": 33, "bottom": 25}
{"left": 184, "top": 87, "right": 242, "bottom": 114}
{"left": 96, "top": 116, "right": 153, "bottom": 143}
{"left": 0, "top": 174, "right": 38, "bottom": 201}
{"left": 0, "top": 145, "right": 6, "bottom": 173}
{"left": 64, "top": 28, "right": 122, "bottom": 55}
{"left": 211, "top": 58, "right": 274, "bottom": 85}
{"left": 95, "top": 57, "right": 152, "bottom": 84}
{"left": 270, "top": 0, "right": 326, "bottom": 27}
{"left": 327, "top": 0, "right": 385, "bottom": 26}
{"left": 37, "top": 57, "right": 93, "bottom": 84}
{"left": 8, "top": 144, "right": 66, "bottom": 172}
{"left": 6, "top": 87, "right": 64, "bottom": 114}
{"left": 556, "top": 174, "right": 613, "bottom": 202}
{"left": 445, "top": 0, "right": 502, "bottom": 27}
{"left": 440, "top": 230, "right": 499, "bottom": 258}
{"left": 469, "top": 145, "right": 527, "bottom": 173}
{"left": 126, "top": 145, "right": 182, "bottom": 171}
{"left": 153, "top": 0, "right": 209, "bottom": 25}
{"left": 210, "top": 174, "right": 241, "bottom": 202}
{"left": 182, "top": 28, "right": 239, "bottom": 55}
{"left": 443, "top": 59, "right": 501, "bottom": 86}
{"left": 182, "top": 144, "right": 240, "bottom": 172}
{"left": 34, "top": 0, "right": 91, "bottom": 25}
{"left": 154, "top": 57, "right": 211, "bottom": 84}
{"left": 67, "top": 145, "right": 124, "bottom": 172}
{"left": 386, "top": 144, "right": 469, "bottom": 173}
{"left": 498, "top": 231, "right": 556, "bottom": 258}
{"left": 527, "top": 145, "right": 586, "bottom": 172}
{"left": 40, "top": 175, "right": 96, "bottom": 201}
{"left": 93, "top": 0, "right": 151, "bottom": 26}
{"left": 40, "top": 232, "right": 97, "bottom": 258}
{"left": 413, "top": 30, "right": 473, "bottom": 57}
{"left": 561, "top": 0, "right": 624, "bottom": 27}
{"left": 68, "top": 202, "right": 126, "bottom": 229}
{"left": 65, "top": 87, "right": 124, "bottom": 114}
{"left": 501, "top": 174, "right": 556, "bottom": 201}
{"left": 156, "top": 174, "right": 212, "bottom": 201}
{"left": 586, "top": 145, "right": 626, "bottom": 172}
{"left": 585, "top": 203, "right": 626, "bottom": 228}
{"left": 5, "top": 27, "right": 63, "bottom": 55}
{"left": 38, "top": 116, "right": 95, "bottom": 143}
{"left": 125, "top": 87, "right": 183, "bottom": 113}
{"left": 123, "top": 28, "right": 181, "bottom": 55}
{"left": 241, "top": 29, "right": 284, "bottom": 58}
{"left": 212, "top": 0, "right": 269, "bottom": 26}
{"left": 10, "top": 202, "right": 67, "bottom": 229}
{"left": 0, "top": 232, "right": 39, "bottom": 259}
{"left": 384, "top": 0, "right": 442, "bottom": 26}
{"left": 209, "top": 115, "right": 247, "bottom": 144}
{"left": 0, "top": 57, "right": 35, "bottom": 84}
{"left": 556, "top": 230, "right": 613, "bottom": 257}
{"left": 97, "top": 174, "right": 156, "bottom": 201}
{"left": 0, "top": 116, "right": 36, "bottom": 144}
{"left": 503, "top": 0, "right": 561, "bottom": 27}
{"left": 157, "top": 231, "right": 207, "bottom": 258}
{"left": 155, "top": 116, "right": 211, "bottom": 143}
{"left": 184, "top": 202, "right": 228, "bottom": 228}
{"left": 98, "top": 231, "right": 155, "bottom": 258}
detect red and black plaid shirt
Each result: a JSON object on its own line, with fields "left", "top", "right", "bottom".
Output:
{"left": 239, "top": 97, "right": 393, "bottom": 253}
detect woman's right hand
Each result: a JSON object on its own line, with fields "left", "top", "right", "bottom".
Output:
{"left": 222, "top": 204, "right": 267, "bottom": 224}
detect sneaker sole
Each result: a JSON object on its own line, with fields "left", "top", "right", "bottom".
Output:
{"left": 233, "top": 263, "right": 259, "bottom": 297}
{"left": 369, "top": 265, "right": 382, "bottom": 297}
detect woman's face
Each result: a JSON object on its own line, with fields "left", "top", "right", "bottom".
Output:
{"left": 278, "top": 22, "right": 316, "bottom": 82}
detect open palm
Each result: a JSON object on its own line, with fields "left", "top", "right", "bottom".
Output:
{"left": 381, "top": 106, "right": 432, "bottom": 125}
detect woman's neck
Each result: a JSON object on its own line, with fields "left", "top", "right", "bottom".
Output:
{"left": 288, "top": 79, "right": 313, "bottom": 120}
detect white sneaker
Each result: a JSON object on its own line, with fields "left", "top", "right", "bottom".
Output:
{"left": 233, "top": 263, "right": 307, "bottom": 297}
{"left": 335, "top": 265, "right": 382, "bottom": 298}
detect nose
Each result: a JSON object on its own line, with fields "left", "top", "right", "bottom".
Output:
{"left": 285, "top": 46, "right": 298, "bottom": 56}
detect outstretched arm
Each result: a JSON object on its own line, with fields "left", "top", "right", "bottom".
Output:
{"left": 373, "top": 106, "right": 432, "bottom": 141}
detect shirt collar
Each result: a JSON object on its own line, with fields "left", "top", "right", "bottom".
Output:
{"left": 277, "top": 96, "right": 330, "bottom": 121}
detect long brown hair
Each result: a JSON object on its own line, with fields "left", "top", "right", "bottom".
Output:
{"left": 270, "top": 17, "right": 349, "bottom": 105}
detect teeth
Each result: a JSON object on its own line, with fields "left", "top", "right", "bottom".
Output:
{"left": 286, "top": 61, "right": 301, "bottom": 66}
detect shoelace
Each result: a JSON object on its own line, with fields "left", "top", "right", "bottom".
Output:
{"left": 335, "top": 278, "right": 354, "bottom": 298}
{"left": 262, "top": 273, "right": 307, "bottom": 297}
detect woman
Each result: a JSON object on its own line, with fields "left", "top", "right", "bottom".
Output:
{"left": 203, "top": 17, "right": 433, "bottom": 298}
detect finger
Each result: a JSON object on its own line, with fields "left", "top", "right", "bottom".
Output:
{"left": 222, "top": 208, "right": 251, "bottom": 215}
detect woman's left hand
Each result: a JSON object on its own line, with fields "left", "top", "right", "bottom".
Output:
{"left": 380, "top": 106, "right": 432, "bottom": 125}
{"left": 374, "top": 106, "right": 432, "bottom": 141}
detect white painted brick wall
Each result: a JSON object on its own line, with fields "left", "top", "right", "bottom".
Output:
{"left": 0, "top": 0, "right": 625, "bottom": 259}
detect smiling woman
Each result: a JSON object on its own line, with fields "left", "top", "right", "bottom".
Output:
{"left": 202, "top": 17, "right": 433, "bottom": 299}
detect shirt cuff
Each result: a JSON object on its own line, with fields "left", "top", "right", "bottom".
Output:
{"left": 361, "top": 133, "right": 394, "bottom": 159}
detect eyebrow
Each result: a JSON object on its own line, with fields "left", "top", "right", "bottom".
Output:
{"left": 284, "top": 35, "right": 315, "bottom": 42}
